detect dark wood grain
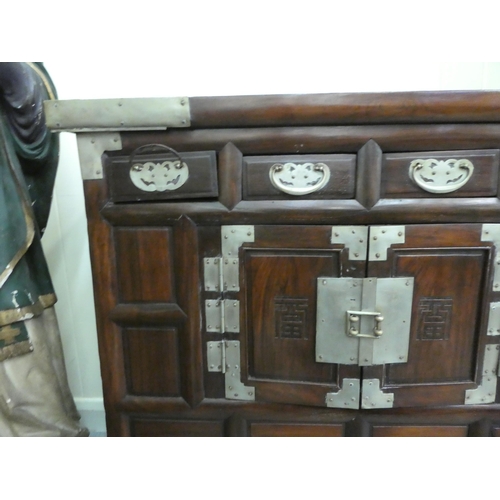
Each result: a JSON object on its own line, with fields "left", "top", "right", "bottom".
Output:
{"left": 123, "top": 327, "right": 180, "bottom": 396}
{"left": 130, "top": 418, "right": 225, "bottom": 437}
{"left": 83, "top": 180, "right": 126, "bottom": 437}
{"left": 218, "top": 142, "right": 242, "bottom": 210}
{"left": 189, "top": 92, "right": 500, "bottom": 127}
{"left": 249, "top": 422, "right": 344, "bottom": 437}
{"left": 356, "top": 140, "right": 382, "bottom": 208}
{"left": 119, "top": 124, "right": 500, "bottom": 156}
{"left": 372, "top": 425, "right": 468, "bottom": 437}
{"left": 114, "top": 227, "right": 175, "bottom": 303}
{"left": 173, "top": 216, "right": 204, "bottom": 408}
{"left": 110, "top": 303, "right": 186, "bottom": 327}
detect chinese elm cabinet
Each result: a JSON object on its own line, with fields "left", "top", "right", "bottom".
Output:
{"left": 45, "top": 92, "right": 500, "bottom": 437}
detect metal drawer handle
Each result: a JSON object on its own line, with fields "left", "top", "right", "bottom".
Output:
{"left": 269, "top": 162, "right": 330, "bottom": 196}
{"left": 409, "top": 158, "right": 474, "bottom": 194}
{"left": 347, "top": 311, "right": 383, "bottom": 339}
{"left": 129, "top": 143, "right": 189, "bottom": 192}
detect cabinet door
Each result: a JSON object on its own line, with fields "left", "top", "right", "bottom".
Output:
{"left": 364, "top": 224, "right": 499, "bottom": 408}
{"left": 236, "top": 225, "right": 366, "bottom": 407}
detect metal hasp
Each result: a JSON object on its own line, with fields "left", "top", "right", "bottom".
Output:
{"left": 465, "top": 345, "right": 500, "bottom": 404}
{"left": 481, "top": 224, "right": 500, "bottom": 291}
{"left": 316, "top": 277, "right": 414, "bottom": 366}
{"left": 326, "top": 379, "right": 360, "bottom": 409}
{"left": 207, "top": 341, "right": 255, "bottom": 401}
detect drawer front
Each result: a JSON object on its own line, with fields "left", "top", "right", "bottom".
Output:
{"left": 243, "top": 154, "right": 356, "bottom": 200}
{"left": 382, "top": 149, "right": 499, "bottom": 198}
{"left": 106, "top": 150, "right": 218, "bottom": 202}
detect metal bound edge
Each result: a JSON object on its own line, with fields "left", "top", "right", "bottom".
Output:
{"left": 369, "top": 226, "right": 405, "bottom": 261}
{"left": 487, "top": 302, "right": 500, "bottom": 336}
{"left": 481, "top": 224, "right": 500, "bottom": 291}
{"left": 76, "top": 132, "right": 123, "bottom": 180}
{"left": 465, "top": 344, "right": 500, "bottom": 404}
{"left": 331, "top": 226, "right": 368, "bottom": 261}
{"left": 44, "top": 97, "right": 191, "bottom": 131}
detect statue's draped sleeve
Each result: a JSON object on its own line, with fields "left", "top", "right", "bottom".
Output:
{"left": 0, "top": 63, "right": 59, "bottom": 360}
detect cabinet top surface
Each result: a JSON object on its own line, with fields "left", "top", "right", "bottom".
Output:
{"left": 44, "top": 91, "right": 500, "bottom": 132}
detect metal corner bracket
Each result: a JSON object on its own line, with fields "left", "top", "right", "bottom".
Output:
{"left": 76, "top": 132, "right": 123, "bottom": 180}
{"left": 326, "top": 378, "right": 360, "bottom": 409}
{"left": 331, "top": 226, "right": 368, "bottom": 261}
{"left": 369, "top": 226, "right": 405, "bottom": 261}
{"left": 465, "top": 344, "right": 500, "bottom": 404}
{"left": 361, "top": 379, "right": 394, "bottom": 409}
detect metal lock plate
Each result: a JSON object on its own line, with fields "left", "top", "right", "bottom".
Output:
{"left": 316, "top": 277, "right": 414, "bottom": 366}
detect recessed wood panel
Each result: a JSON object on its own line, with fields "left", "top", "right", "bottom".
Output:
{"left": 386, "top": 250, "right": 486, "bottom": 385}
{"left": 123, "top": 328, "right": 180, "bottom": 396}
{"left": 246, "top": 250, "right": 338, "bottom": 383}
{"left": 382, "top": 149, "right": 499, "bottom": 198}
{"left": 492, "top": 427, "right": 500, "bottom": 437}
{"left": 372, "top": 425, "right": 468, "bottom": 437}
{"left": 250, "top": 422, "right": 344, "bottom": 437}
{"left": 130, "top": 419, "right": 224, "bottom": 437}
{"left": 114, "top": 228, "right": 175, "bottom": 302}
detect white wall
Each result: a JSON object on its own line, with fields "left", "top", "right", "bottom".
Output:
{"left": 41, "top": 62, "right": 500, "bottom": 435}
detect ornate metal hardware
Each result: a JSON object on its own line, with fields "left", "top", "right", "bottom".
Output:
{"left": 269, "top": 162, "right": 331, "bottom": 195}
{"left": 316, "top": 277, "right": 414, "bottom": 366}
{"left": 361, "top": 379, "right": 394, "bottom": 409}
{"left": 409, "top": 158, "right": 474, "bottom": 194}
{"left": 129, "top": 144, "right": 189, "bottom": 192}
{"left": 326, "top": 378, "right": 360, "bottom": 409}
{"left": 465, "top": 345, "right": 500, "bottom": 404}
{"left": 331, "top": 226, "right": 368, "bottom": 261}
{"left": 204, "top": 226, "right": 255, "bottom": 293}
{"left": 207, "top": 341, "right": 255, "bottom": 401}
{"left": 369, "top": 226, "right": 405, "bottom": 261}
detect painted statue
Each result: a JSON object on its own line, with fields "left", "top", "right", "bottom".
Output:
{"left": 0, "top": 62, "right": 88, "bottom": 436}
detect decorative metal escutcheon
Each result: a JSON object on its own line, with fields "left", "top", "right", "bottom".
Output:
{"left": 409, "top": 158, "right": 474, "bottom": 194}
{"left": 129, "top": 144, "right": 189, "bottom": 192}
{"left": 269, "top": 162, "right": 331, "bottom": 195}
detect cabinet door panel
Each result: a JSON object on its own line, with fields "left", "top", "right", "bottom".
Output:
{"left": 239, "top": 226, "right": 365, "bottom": 407}
{"left": 366, "top": 224, "right": 495, "bottom": 408}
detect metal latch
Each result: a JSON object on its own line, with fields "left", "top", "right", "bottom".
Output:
{"left": 316, "top": 277, "right": 414, "bottom": 366}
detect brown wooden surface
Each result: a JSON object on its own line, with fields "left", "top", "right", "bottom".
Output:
{"left": 366, "top": 224, "right": 494, "bottom": 408}
{"left": 123, "top": 327, "right": 180, "bottom": 397}
{"left": 130, "top": 418, "right": 225, "bottom": 437}
{"left": 189, "top": 92, "right": 500, "bottom": 127}
{"left": 119, "top": 124, "right": 500, "bottom": 156}
{"left": 372, "top": 425, "right": 468, "bottom": 437}
{"left": 114, "top": 227, "right": 175, "bottom": 303}
{"left": 249, "top": 422, "right": 344, "bottom": 437}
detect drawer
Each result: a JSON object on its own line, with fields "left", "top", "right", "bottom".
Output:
{"left": 243, "top": 154, "right": 356, "bottom": 200}
{"left": 382, "top": 149, "right": 500, "bottom": 198}
{"left": 106, "top": 149, "right": 218, "bottom": 202}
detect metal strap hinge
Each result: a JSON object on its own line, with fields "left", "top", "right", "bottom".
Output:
{"left": 205, "top": 299, "right": 240, "bottom": 333}
{"left": 207, "top": 341, "right": 255, "bottom": 401}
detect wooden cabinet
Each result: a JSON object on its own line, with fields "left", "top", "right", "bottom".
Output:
{"left": 46, "top": 92, "right": 500, "bottom": 436}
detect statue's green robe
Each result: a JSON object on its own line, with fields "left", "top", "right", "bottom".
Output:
{"left": 0, "top": 63, "right": 58, "bottom": 361}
